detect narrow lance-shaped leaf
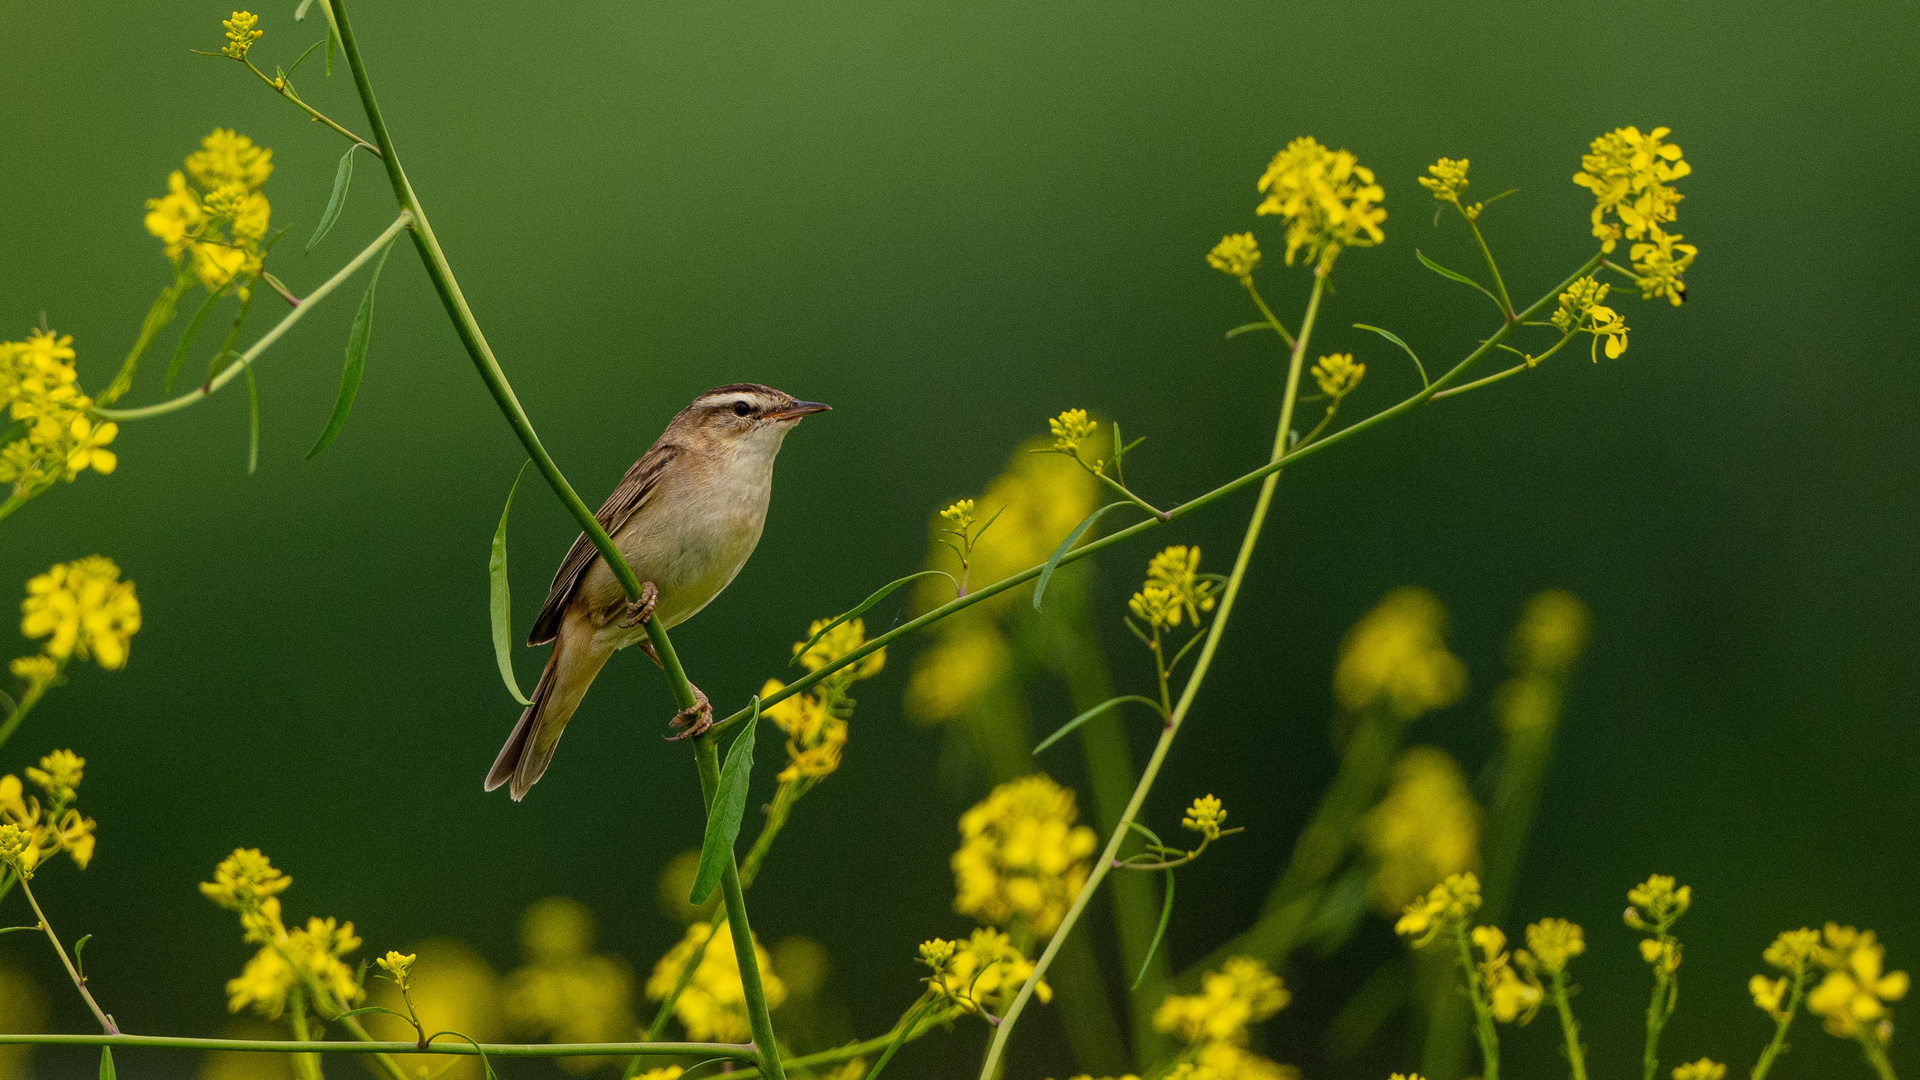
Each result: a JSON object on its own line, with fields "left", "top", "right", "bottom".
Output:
{"left": 99, "top": 1047, "right": 116, "bottom": 1080}
{"left": 1033, "top": 501, "right": 1130, "bottom": 611}
{"left": 490, "top": 461, "right": 534, "bottom": 706}
{"left": 1415, "top": 248, "right": 1505, "bottom": 313}
{"left": 306, "top": 235, "right": 398, "bottom": 459}
{"left": 1134, "top": 867, "right": 1175, "bottom": 990}
{"left": 306, "top": 146, "right": 357, "bottom": 254}
{"left": 164, "top": 281, "right": 229, "bottom": 393}
{"left": 790, "top": 569, "right": 957, "bottom": 666}
{"left": 1033, "top": 694, "right": 1165, "bottom": 755}
{"left": 690, "top": 699, "right": 758, "bottom": 905}
{"left": 1353, "top": 323, "right": 1430, "bottom": 388}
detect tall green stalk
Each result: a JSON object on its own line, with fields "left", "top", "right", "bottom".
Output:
{"left": 693, "top": 736, "right": 786, "bottom": 1080}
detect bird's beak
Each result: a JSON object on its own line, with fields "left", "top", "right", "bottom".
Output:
{"left": 765, "top": 401, "right": 831, "bottom": 421}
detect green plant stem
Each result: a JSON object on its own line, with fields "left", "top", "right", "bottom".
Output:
{"left": 0, "top": 1035, "right": 744, "bottom": 1059}
{"left": 693, "top": 736, "right": 785, "bottom": 1080}
{"left": 978, "top": 272, "right": 1329, "bottom": 1079}
{"left": 286, "top": 990, "right": 326, "bottom": 1080}
{"left": 720, "top": 1004, "right": 964, "bottom": 1080}
{"left": 1856, "top": 1029, "right": 1900, "bottom": 1080}
{"left": 241, "top": 58, "right": 382, "bottom": 156}
{"left": 1242, "top": 278, "right": 1297, "bottom": 348}
{"left": 94, "top": 212, "right": 412, "bottom": 422}
{"left": 1749, "top": 972, "right": 1803, "bottom": 1080}
{"left": 0, "top": 662, "right": 62, "bottom": 754}
{"left": 1460, "top": 207, "right": 1515, "bottom": 316}
{"left": 1643, "top": 936, "right": 1675, "bottom": 1080}
{"left": 99, "top": 270, "right": 192, "bottom": 405}
{"left": 1453, "top": 922, "right": 1500, "bottom": 1080}
{"left": 709, "top": 250, "right": 1607, "bottom": 745}
{"left": 1431, "top": 332, "right": 1578, "bottom": 402}
{"left": 0, "top": 492, "right": 29, "bottom": 526}
{"left": 1548, "top": 970, "right": 1587, "bottom": 1080}
{"left": 14, "top": 873, "right": 117, "bottom": 1034}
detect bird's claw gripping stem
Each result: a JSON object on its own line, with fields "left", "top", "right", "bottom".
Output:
{"left": 618, "top": 581, "right": 660, "bottom": 628}
{"left": 666, "top": 684, "right": 713, "bottom": 741}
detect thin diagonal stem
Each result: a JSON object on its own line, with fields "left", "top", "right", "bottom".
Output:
{"left": 14, "top": 873, "right": 118, "bottom": 1034}
{"left": 0, "top": 1034, "right": 747, "bottom": 1059}
{"left": 241, "top": 58, "right": 381, "bottom": 156}
{"left": 979, "top": 271, "right": 1328, "bottom": 1078}
{"left": 1460, "top": 206, "right": 1515, "bottom": 317}
{"left": 95, "top": 212, "right": 412, "bottom": 421}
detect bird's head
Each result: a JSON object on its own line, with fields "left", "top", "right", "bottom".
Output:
{"left": 672, "top": 383, "right": 830, "bottom": 454}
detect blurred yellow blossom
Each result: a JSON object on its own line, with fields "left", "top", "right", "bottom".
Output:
{"left": 365, "top": 939, "right": 502, "bottom": 1080}
{"left": 1154, "top": 956, "right": 1289, "bottom": 1045}
{"left": 645, "top": 918, "right": 784, "bottom": 1041}
{"left": 656, "top": 849, "right": 719, "bottom": 924}
{"left": 1573, "top": 125, "right": 1690, "bottom": 252}
{"left": 1182, "top": 794, "right": 1227, "bottom": 841}
{"left": 905, "top": 620, "right": 1009, "bottom": 723}
{"left": 1, "top": 766, "right": 97, "bottom": 874}
{"left": 793, "top": 617, "right": 886, "bottom": 684}
{"left": 220, "top": 11, "right": 262, "bottom": 59}
{"left": 1625, "top": 874, "right": 1691, "bottom": 929}
{"left": 226, "top": 916, "right": 364, "bottom": 1019}
{"left": 145, "top": 129, "right": 274, "bottom": 296}
{"left": 1396, "top": 872, "right": 1481, "bottom": 947}
{"left": 1520, "top": 918, "right": 1586, "bottom": 976}
{"left": 1, "top": 331, "right": 119, "bottom": 501}
{"left": 0, "top": 823, "right": 27, "bottom": 867}
{"left": 1550, "top": 276, "right": 1629, "bottom": 362}
{"left": 1472, "top": 925, "right": 1542, "bottom": 1023}
{"left": 1311, "top": 352, "right": 1365, "bottom": 400}
{"left": 761, "top": 678, "right": 848, "bottom": 783}
{"left": 1671, "top": 1059, "right": 1725, "bottom": 1080}
{"left": 634, "top": 1070, "right": 684, "bottom": 1080}
{"left": 20, "top": 557, "right": 141, "bottom": 670}
{"left": 1208, "top": 233, "right": 1262, "bottom": 281}
{"left": 1334, "top": 588, "right": 1465, "bottom": 721}
{"left": 1256, "top": 136, "right": 1386, "bottom": 272}
{"left": 1362, "top": 746, "right": 1480, "bottom": 914}
{"left": 918, "top": 928, "right": 1049, "bottom": 1015}
{"left": 24, "top": 750, "right": 84, "bottom": 807}
{"left": 1418, "top": 158, "right": 1470, "bottom": 203}
{"left": 199, "top": 847, "right": 292, "bottom": 927}
{"left": 1806, "top": 923, "right": 1907, "bottom": 1039}
{"left": 952, "top": 774, "right": 1098, "bottom": 937}
{"left": 1508, "top": 590, "right": 1591, "bottom": 675}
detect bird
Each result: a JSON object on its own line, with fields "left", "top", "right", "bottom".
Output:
{"left": 485, "top": 383, "right": 830, "bottom": 800}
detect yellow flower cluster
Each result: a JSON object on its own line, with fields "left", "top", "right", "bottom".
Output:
{"left": 762, "top": 617, "right": 884, "bottom": 783}
{"left": 1470, "top": 925, "right": 1542, "bottom": 1023}
{"left": 952, "top": 774, "right": 1097, "bottom": 937}
{"left": 1362, "top": 746, "right": 1480, "bottom": 914}
{"left": 1551, "top": 276, "right": 1630, "bottom": 362}
{"left": 374, "top": 950, "right": 415, "bottom": 989}
{"left": 1153, "top": 957, "right": 1296, "bottom": 1080}
{"left": 201, "top": 849, "right": 363, "bottom": 1019}
{"left": 918, "top": 928, "right": 1050, "bottom": 1016}
{"left": 940, "top": 498, "right": 975, "bottom": 530}
{"left": 1671, "top": 1059, "right": 1725, "bottom": 1080}
{"left": 1049, "top": 408, "right": 1100, "bottom": 457}
{"left": 1182, "top": 794, "right": 1227, "bottom": 841}
{"left": 1256, "top": 136, "right": 1386, "bottom": 272}
{"left": 1128, "top": 545, "right": 1217, "bottom": 634}
{"left": 364, "top": 939, "right": 502, "bottom": 1080}
{"left": 1520, "top": 917, "right": 1586, "bottom": 976}
{"left": 1207, "top": 233, "right": 1262, "bottom": 282}
{"left": 0, "top": 751, "right": 97, "bottom": 877}
{"left": 1395, "top": 871, "right": 1481, "bottom": 947}
{"left": 1805, "top": 923, "right": 1908, "bottom": 1039}
{"left": 1333, "top": 588, "right": 1466, "bottom": 721}
{"left": 1625, "top": 874, "right": 1689, "bottom": 976}
{"left": 645, "top": 918, "right": 783, "bottom": 1041}
{"left": 144, "top": 129, "right": 274, "bottom": 296}
{"left": 221, "top": 11, "right": 262, "bottom": 59}
{"left": 1417, "top": 157, "right": 1471, "bottom": 204}
{"left": 20, "top": 556, "right": 141, "bottom": 670}
{"left": 1749, "top": 927, "right": 1819, "bottom": 1020}
{"left": 1572, "top": 125, "right": 1696, "bottom": 303}
{"left": 1311, "top": 352, "right": 1365, "bottom": 401}
{"left": 508, "top": 898, "right": 637, "bottom": 1062}
{"left": 0, "top": 330, "right": 118, "bottom": 499}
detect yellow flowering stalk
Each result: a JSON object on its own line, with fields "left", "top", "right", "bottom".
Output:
{"left": 1152, "top": 957, "right": 1294, "bottom": 1078}
{"left": 1041, "top": 408, "right": 1162, "bottom": 519}
{"left": 1418, "top": 157, "right": 1472, "bottom": 208}
{"left": 645, "top": 918, "right": 783, "bottom": 1041}
{"left": 0, "top": 752, "right": 99, "bottom": 880}
{"left": 1805, "top": 923, "right": 1907, "bottom": 1075}
{"left": 1256, "top": 136, "right": 1387, "bottom": 274}
{"left": 1671, "top": 1060, "right": 1724, "bottom": 1080}
{"left": 0, "top": 331, "right": 120, "bottom": 519}
{"left": 1207, "top": 232, "right": 1262, "bottom": 283}
{"left": 20, "top": 557, "right": 141, "bottom": 671}
{"left": 1516, "top": 919, "right": 1590, "bottom": 1080}
{"left": 1334, "top": 587, "right": 1466, "bottom": 722}
{"left": 952, "top": 773, "right": 1098, "bottom": 937}
{"left": 1573, "top": 125, "right": 1698, "bottom": 305}
{"left": 919, "top": 928, "right": 1049, "bottom": 1019}
{"left": 144, "top": 129, "right": 274, "bottom": 299}
{"left": 1397, "top": 872, "right": 1507, "bottom": 1078}
{"left": 505, "top": 898, "right": 638, "bottom": 1070}
{"left": 220, "top": 11, "right": 262, "bottom": 59}
{"left": 1551, "top": 276, "right": 1630, "bottom": 362}
{"left": 362, "top": 940, "right": 502, "bottom": 1080}
{"left": 1625, "top": 875, "right": 1691, "bottom": 1080}
{"left": 1362, "top": 747, "right": 1481, "bottom": 915}
{"left": 1747, "top": 928, "right": 1819, "bottom": 1080}
{"left": 1471, "top": 926, "right": 1543, "bottom": 1024}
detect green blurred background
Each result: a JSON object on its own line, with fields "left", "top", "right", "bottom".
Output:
{"left": 3, "top": 0, "right": 1917, "bottom": 1077}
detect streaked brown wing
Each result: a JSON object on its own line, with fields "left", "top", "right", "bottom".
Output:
{"left": 527, "top": 444, "right": 679, "bottom": 645}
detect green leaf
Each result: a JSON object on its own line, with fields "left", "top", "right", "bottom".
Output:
{"left": 164, "top": 281, "right": 230, "bottom": 393}
{"left": 789, "top": 569, "right": 957, "bottom": 667}
{"left": 1352, "top": 323, "right": 1430, "bottom": 388}
{"left": 0, "top": 925, "right": 37, "bottom": 936}
{"left": 1133, "top": 867, "right": 1175, "bottom": 990}
{"left": 286, "top": 35, "right": 326, "bottom": 76}
{"left": 490, "top": 461, "right": 534, "bottom": 706}
{"left": 1032, "top": 500, "right": 1129, "bottom": 611}
{"left": 74, "top": 933, "right": 92, "bottom": 979}
{"left": 99, "top": 1046, "right": 116, "bottom": 1080}
{"left": 1415, "top": 248, "right": 1504, "bottom": 312}
{"left": 689, "top": 700, "right": 758, "bottom": 906}
{"left": 1033, "top": 695, "right": 1164, "bottom": 755}
{"left": 306, "top": 235, "right": 397, "bottom": 459}
{"left": 294, "top": 0, "right": 316, "bottom": 18}
{"left": 306, "top": 146, "right": 358, "bottom": 254}
{"left": 1225, "top": 320, "right": 1281, "bottom": 339}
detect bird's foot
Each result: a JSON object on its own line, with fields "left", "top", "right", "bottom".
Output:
{"left": 618, "top": 581, "right": 661, "bottom": 629}
{"left": 665, "top": 684, "right": 714, "bottom": 741}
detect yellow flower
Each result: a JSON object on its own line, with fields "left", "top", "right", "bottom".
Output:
{"left": 1507, "top": 590, "right": 1590, "bottom": 675}
{"left": 904, "top": 620, "right": 1009, "bottom": 723}
{"left": 1, "top": 331, "right": 118, "bottom": 497}
{"left": 0, "top": 772, "right": 97, "bottom": 873}
{"left": 1631, "top": 229, "right": 1697, "bottom": 306}
{"left": 635, "top": 1070, "right": 684, "bottom": 1080}
{"left": 1207, "top": 233, "right": 1262, "bottom": 281}
{"left": 1154, "top": 956, "right": 1289, "bottom": 1045}
{"left": 187, "top": 129, "right": 275, "bottom": 192}
{"left": 506, "top": 899, "right": 637, "bottom": 1069}
{"left": 1418, "top": 157, "right": 1470, "bottom": 203}
{"left": 1334, "top": 588, "right": 1466, "bottom": 721}
{"left": 1395, "top": 872, "right": 1481, "bottom": 947}
{"left": 792, "top": 617, "right": 886, "bottom": 684}
{"left": 225, "top": 917, "right": 364, "bottom": 1019}
{"left": 1362, "top": 747, "right": 1481, "bottom": 915}
{"left": 1521, "top": 918, "right": 1586, "bottom": 976}
{"left": 1049, "top": 408, "right": 1100, "bottom": 456}
{"left": 952, "top": 774, "right": 1098, "bottom": 937}
{"left": 1750, "top": 975, "right": 1789, "bottom": 1020}
{"left": 644, "top": 918, "right": 783, "bottom": 1042}
{"left": 1130, "top": 546, "right": 1216, "bottom": 632}
{"left": 24, "top": 750, "right": 85, "bottom": 806}
{"left": 919, "top": 928, "right": 1050, "bottom": 1014}
{"left": 200, "top": 848, "right": 293, "bottom": 916}
{"left": 374, "top": 951, "right": 415, "bottom": 989}
{"left": 221, "top": 11, "right": 262, "bottom": 59}
{"left": 1765, "top": 927, "right": 1821, "bottom": 971}
{"left": 1473, "top": 926, "right": 1543, "bottom": 1024}
{"left": 9, "top": 654, "right": 58, "bottom": 690}
{"left": 940, "top": 499, "right": 976, "bottom": 530}
{"left": 1806, "top": 924, "right": 1908, "bottom": 1038}
{"left": 760, "top": 679, "right": 848, "bottom": 783}
{"left": 1256, "top": 136, "right": 1386, "bottom": 272}
{"left": 146, "top": 130, "right": 274, "bottom": 296}
{"left": 1671, "top": 1059, "right": 1725, "bottom": 1080}
{"left": 1182, "top": 795, "right": 1227, "bottom": 841}
{"left": 21, "top": 557, "right": 141, "bottom": 670}
{"left": 0, "top": 823, "right": 28, "bottom": 867}
{"left": 1625, "top": 874, "right": 1691, "bottom": 929}
{"left": 1550, "top": 276, "right": 1629, "bottom": 361}
{"left": 1311, "top": 352, "right": 1365, "bottom": 400}
{"left": 1573, "top": 126, "right": 1691, "bottom": 253}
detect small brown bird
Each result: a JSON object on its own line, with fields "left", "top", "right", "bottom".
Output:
{"left": 485, "top": 383, "right": 829, "bottom": 800}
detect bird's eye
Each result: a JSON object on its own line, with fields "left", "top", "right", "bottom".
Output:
{"left": 731, "top": 400, "right": 752, "bottom": 417}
